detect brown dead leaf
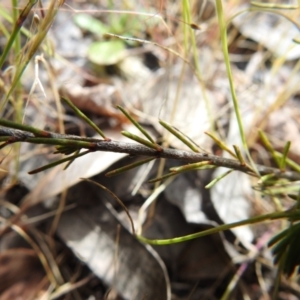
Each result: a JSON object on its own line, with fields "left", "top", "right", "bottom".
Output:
{"left": 0, "top": 248, "right": 46, "bottom": 300}
{"left": 62, "top": 83, "right": 128, "bottom": 124}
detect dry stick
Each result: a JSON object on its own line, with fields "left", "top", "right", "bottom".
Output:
{"left": 1, "top": 126, "right": 300, "bottom": 181}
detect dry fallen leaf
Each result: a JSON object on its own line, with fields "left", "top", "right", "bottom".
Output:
{"left": 57, "top": 187, "right": 171, "bottom": 300}
{"left": 62, "top": 83, "right": 128, "bottom": 124}
{"left": 0, "top": 248, "right": 46, "bottom": 300}
{"left": 233, "top": 9, "right": 300, "bottom": 60}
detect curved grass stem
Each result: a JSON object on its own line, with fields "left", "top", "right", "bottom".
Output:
{"left": 137, "top": 210, "right": 300, "bottom": 245}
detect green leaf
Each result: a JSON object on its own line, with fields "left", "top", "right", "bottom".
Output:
{"left": 88, "top": 40, "right": 126, "bottom": 65}
{"left": 117, "top": 106, "right": 155, "bottom": 144}
{"left": 269, "top": 222, "right": 300, "bottom": 276}
{"left": 73, "top": 13, "right": 109, "bottom": 36}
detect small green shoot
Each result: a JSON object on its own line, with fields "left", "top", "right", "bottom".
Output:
{"left": 148, "top": 172, "right": 178, "bottom": 183}
{"left": 259, "top": 130, "right": 281, "bottom": 166}
{"left": 280, "top": 141, "right": 291, "bottom": 171}
{"left": 121, "top": 131, "right": 162, "bottom": 151}
{"left": 63, "top": 149, "right": 80, "bottom": 169}
{"left": 149, "top": 161, "right": 215, "bottom": 184}
{"left": 257, "top": 173, "right": 278, "bottom": 186}
{"left": 61, "top": 97, "right": 109, "bottom": 140}
{"left": 255, "top": 181, "right": 300, "bottom": 197}
{"left": 28, "top": 150, "right": 90, "bottom": 174}
{"left": 105, "top": 157, "right": 155, "bottom": 177}
{"left": 205, "top": 170, "right": 234, "bottom": 189}
{"left": 233, "top": 145, "right": 246, "bottom": 166}
{"left": 274, "top": 152, "right": 300, "bottom": 173}
{"left": 117, "top": 106, "right": 155, "bottom": 143}
{"left": 205, "top": 132, "right": 237, "bottom": 158}
{"left": 169, "top": 161, "right": 212, "bottom": 172}
{"left": 159, "top": 119, "right": 200, "bottom": 152}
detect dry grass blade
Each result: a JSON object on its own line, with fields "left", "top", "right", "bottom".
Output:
{"left": 80, "top": 178, "right": 135, "bottom": 235}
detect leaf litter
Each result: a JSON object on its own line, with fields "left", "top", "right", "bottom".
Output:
{"left": 1, "top": 0, "right": 300, "bottom": 299}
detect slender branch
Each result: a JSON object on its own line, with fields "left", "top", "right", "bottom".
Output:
{"left": 0, "top": 125, "right": 101, "bottom": 142}
{"left": 1, "top": 126, "right": 300, "bottom": 181}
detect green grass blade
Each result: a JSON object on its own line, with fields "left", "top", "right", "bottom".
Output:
{"left": 0, "top": 0, "right": 37, "bottom": 69}
{"left": 137, "top": 210, "right": 298, "bottom": 245}
{"left": 215, "top": 0, "right": 249, "bottom": 156}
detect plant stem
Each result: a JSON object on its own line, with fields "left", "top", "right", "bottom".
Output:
{"left": 137, "top": 210, "right": 300, "bottom": 245}
{"left": 1, "top": 126, "right": 300, "bottom": 181}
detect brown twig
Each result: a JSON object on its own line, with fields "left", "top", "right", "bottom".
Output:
{"left": 1, "top": 126, "right": 300, "bottom": 181}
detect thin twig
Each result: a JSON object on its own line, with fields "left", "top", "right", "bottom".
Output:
{"left": 1, "top": 126, "right": 300, "bottom": 181}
